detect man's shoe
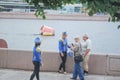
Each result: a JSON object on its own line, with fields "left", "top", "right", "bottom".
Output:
{"left": 84, "top": 70, "right": 88, "bottom": 76}
{"left": 63, "top": 72, "right": 67, "bottom": 74}
{"left": 58, "top": 70, "right": 62, "bottom": 73}
{"left": 70, "top": 77, "right": 76, "bottom": 80}
{"left": 84, "top": 70, "right": 88, "bottom": 73}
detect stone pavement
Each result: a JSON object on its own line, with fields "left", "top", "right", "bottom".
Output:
{"left": 0, "top": 69, "right": 120, "bottom": 80}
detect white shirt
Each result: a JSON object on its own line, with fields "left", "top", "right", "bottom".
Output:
{"left": 82, "top": 39, "right": 92, "bottom": 54}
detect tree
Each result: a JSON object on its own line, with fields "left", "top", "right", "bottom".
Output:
{"left": 25, "top": 0, "right": 76, "bottom": 19}
{"left": 25, "top": 0, "right": 120, "bottom": 28}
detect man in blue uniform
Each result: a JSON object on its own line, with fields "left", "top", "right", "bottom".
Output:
{"left": 30, "top": 37, "right": 42, "bottom": 80}
{"left": 58, "top": 32, "right": 69, "bottom": 74}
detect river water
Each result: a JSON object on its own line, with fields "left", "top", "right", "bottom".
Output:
{"left": 0, "top": 19, "right": 120, "bottom": 54}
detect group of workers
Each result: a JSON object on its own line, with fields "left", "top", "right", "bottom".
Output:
{"left": 30, "top": 32, "right": 92, "bottom": 80}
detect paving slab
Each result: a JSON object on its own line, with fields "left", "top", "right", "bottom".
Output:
{"left": 0, "top": 69, "right": 120, "bottom": 80}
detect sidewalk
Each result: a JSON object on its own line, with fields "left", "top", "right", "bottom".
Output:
{"left": 0, "top": 69, "right": 120, "bottom": 80}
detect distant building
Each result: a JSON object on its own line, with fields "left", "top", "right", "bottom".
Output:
{"left": 44, "top": 4, "right": 84, "bottom": 14}
{"left": 0, "top": 1, "right": 43, "bottom": 12}
{"left": 62, "top": 4, "right": 82, "bottom": 13}
{"left": 0, "top": 0, "right": 87, "bottom": 15}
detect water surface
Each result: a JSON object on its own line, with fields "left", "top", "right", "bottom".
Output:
{"left": 0, "top": 19, "right": 120, "bottom": 54}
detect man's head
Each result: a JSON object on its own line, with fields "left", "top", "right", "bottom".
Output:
{"left": 83, "top": 34, "right": 89, "bottom": 41}
{"left": 62, "top": 32, "right": 67, "bottom": 39}
{"left": 74, "top": 36, "right": 80, "bottom": 43}
{"left": 34, "top": 37, "right": 41, "bottom": 47}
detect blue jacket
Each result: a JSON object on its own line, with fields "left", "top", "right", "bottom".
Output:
{"left": 59, "top": 38, "right": 69, "bottom": 53}
{"left": 32, "top": 46, "right": 41, "bottom": 62}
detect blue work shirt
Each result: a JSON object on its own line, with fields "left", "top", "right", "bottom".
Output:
{"left": 59, "top": 38, "right": 69, "bottom": 53}
{"left": 32, "top": 46, "right": 41, "bottom": 62}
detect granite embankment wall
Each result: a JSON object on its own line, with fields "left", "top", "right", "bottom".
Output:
{"left": 0, "top": 48, "right": 120, "bottom": 76}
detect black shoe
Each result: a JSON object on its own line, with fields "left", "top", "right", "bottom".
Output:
{"left": 84, "top": 70, "right": 88, "bottom": 76}
{"left": 70, "top": 77, "right": 76, "bottom": 80}
{"left": 84, "top": 70, "right": 88, "bottom": 73}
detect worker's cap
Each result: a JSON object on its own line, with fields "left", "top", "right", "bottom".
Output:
{"left": 83, "top": 33, "right": 89, "bottom": 38}
{"left": 74, "top": 35, "right": 80, "bottom": 39}
{"left": 62, "top": 32, "right": 67, "bottom": 35}
{"left": 34, "top": 37, "right": 41, "bottom": 43}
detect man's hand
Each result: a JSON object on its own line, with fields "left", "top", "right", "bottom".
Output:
{"left": 61, "top": 53, "right": 64, "bottom": 57}
{"left": 84, "top": 49, "right": 90, "bottom": 58}
{"left": 82, "top": 54, "right": 85, "bottom": 59}
{"left": 41, "top": 62, "right": 43, "bottom": 67}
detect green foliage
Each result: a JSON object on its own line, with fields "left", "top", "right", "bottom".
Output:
{"left": 25, "top": 0, "right": 120, "bottom": 21}
{"left": 25, "top": 0, "right": 76, "bottom": 17}
{"left": 79, "top": 0, "right": 120, "bottom": 22}
{"left": 118, "top": 25, "right": 120, "bottom": 29}
{"left": 25, "top": 0, "right": 120, "bottom": 28}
